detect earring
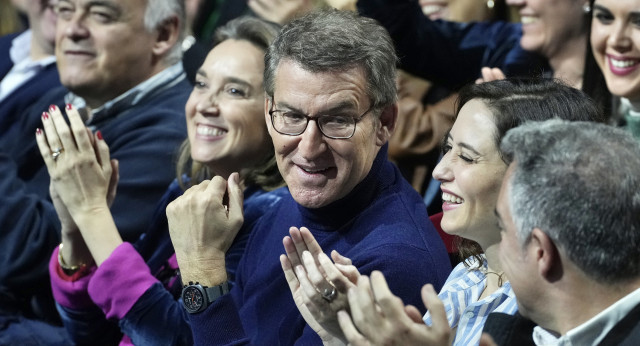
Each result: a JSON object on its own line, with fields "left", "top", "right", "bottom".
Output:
{"left": 487, "top": 0, "right": 495, "bottom": 9}
{"left": 583, "top": 3, "right": 591, "bottom": 14}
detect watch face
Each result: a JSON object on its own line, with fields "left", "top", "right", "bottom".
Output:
{"left": 182, "top": 286, "right": 204, "bottom": 313}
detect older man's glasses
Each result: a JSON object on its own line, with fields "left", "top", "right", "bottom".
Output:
{"left": 269, "top": 100, "right": 374, "bottom": 139}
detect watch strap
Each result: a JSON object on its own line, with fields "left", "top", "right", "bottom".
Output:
{"left": 203, "top": 281, "right": 229, "bottom": 302}
{"left": 182, "top": 281, "right": 229, "bottom": 314}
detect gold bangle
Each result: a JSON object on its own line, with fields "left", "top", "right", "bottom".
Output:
{"left": 58, "top": 243, "right": 86, "bottom": 274}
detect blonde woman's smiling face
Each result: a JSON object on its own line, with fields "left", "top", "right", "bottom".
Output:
{"left": 186, "top": 39, "right": 270, "bottom": 177}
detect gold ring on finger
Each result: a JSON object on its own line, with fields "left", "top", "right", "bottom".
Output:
{"left": 51, "top": 147, "right": 64, "bottom": 161}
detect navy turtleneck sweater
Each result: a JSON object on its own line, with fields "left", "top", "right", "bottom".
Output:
{"left": 190, "top": 145, "right": 452, "bottom": 345}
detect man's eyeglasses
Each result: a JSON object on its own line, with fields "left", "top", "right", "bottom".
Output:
{"left": 269, "top": 99, "right": 374, "bottom": 139}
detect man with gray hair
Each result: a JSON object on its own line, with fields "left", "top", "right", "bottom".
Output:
{"left": 167, "top": 9, "right": 450, "bottom": 344}
{"left": 0, "top": 0, "right": 189, "bottom": 341}
{"left": 489, "top": 119, "right": 640, "bottom": 345}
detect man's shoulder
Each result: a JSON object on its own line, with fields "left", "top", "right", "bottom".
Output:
{"left": 243, "top": 187, "right": 289, "bottom": 226}
{"left": 347, "top": 175, "right": 449, "bottom": 259}
{"left": 483, "top": 312, "right": 536, "bottom": 346}
{"left": 137, "top": 77, "right": 192, "bottom": 112}
{"left": 0, "top": 32, "right": 21, "bottom": 51}
{"left": 111, "top": 78, "right": 191, "bottom": 131}
{"left": 350, "top": 199, "right": 441, "bottom": 251}
{"left": 365, "top": 175, "right": 431, "bottom": 227}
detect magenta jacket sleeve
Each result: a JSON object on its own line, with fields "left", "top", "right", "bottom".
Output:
{"left": 49, "top": 246, "right": 97, "bottom": 309}
{"left": 87, "top": 242, "right": 159, "bottom": 320}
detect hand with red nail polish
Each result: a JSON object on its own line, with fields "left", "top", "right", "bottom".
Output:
{"left": 35, "top": 102, "right": 121, "bottom": 267}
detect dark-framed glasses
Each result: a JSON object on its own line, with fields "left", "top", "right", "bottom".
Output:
{"left": 269, "top": 99, "right": 374, "bottom": 139}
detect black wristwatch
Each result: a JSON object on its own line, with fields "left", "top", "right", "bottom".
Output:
{"left": 181, "top": 281, "right": 229, "bottom": 314}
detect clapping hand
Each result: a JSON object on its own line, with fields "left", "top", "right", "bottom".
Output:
{"left": 167, "top": 173, "right": 244, "bottom": 286}
{"left": 36, "top": 105, "right": 118, "bottom": 230}
{"left": 280, "top": 227, "right": 359, "bottom": 344}
{"left": 36, "top": 104, "right": 119, "bottom": 267}
{"left": 337, "top": 271, "right": 451, "bottom": 346}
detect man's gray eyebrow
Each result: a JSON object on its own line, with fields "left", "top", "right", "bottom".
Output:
{"left": 275, "top": 101, "right": 360, "bottom": 116}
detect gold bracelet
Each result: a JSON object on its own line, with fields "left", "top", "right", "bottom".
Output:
{"left": 58, "top": 243, "right": 87, "bottom": 274}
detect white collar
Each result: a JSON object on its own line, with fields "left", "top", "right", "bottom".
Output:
{"left": 9, "top": 30, "right": 32, "bottom": 64}
{"left": 533, "top": 287, "right": 640, "bottom": 345}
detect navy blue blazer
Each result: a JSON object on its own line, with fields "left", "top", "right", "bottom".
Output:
{"left": 0, "top": 32, "right": 61, "bottom": 137}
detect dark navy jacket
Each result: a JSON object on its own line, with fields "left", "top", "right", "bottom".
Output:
{"left": 0, "top": 32, "right": 61, "bottom": 137}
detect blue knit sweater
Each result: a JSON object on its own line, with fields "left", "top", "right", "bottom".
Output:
{"left": 189, "top": 145, "right": 452, "bottom": 345}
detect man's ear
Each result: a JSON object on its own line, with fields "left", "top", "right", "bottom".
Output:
{"left": 375, "top": 103, "right": 398, "bottom": 146}
{"left": 152, "top": 16, "right": 181, "bottom": 59}
{"left": 530, "top": 228, "right": 562, "bottom": 283}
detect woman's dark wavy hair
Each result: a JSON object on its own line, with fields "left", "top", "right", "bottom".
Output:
{"left": 176, "top": 16, "right": 284, "bottom": 191}
{"left": 583, "top": 0, "right": 613, "bottom": 121}
{"left": 451, "top": 77, "right": 604, "bottom": 267}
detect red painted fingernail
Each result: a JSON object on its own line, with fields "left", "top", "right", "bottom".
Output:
{"left": 96, "top": 131, "right": 103, "bottom": 140}
{"left": 49, "top": 104, "right": 57, "bottom": 112}
{"left": 42, "top": 112, "right": 49, "bottom": 120}
{"left": 36, "top": 128, "right": 42, "bottom": 135}
{"left": 66, "top": 103, "right": 72, "bottom": 110}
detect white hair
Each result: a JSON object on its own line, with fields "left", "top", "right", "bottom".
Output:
{"left": 144, "top": 0, "right": 186, "bottom": 65}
